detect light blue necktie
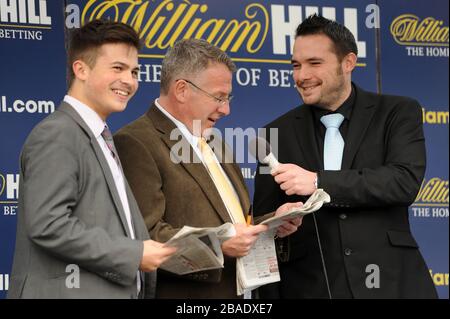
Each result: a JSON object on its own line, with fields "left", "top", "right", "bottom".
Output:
{"left": 320, "top": 113, "right": 345, "bottom": 170}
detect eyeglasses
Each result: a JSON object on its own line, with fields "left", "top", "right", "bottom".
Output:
{"left": 178, "top": 79, "right": 234, "bottom": 105}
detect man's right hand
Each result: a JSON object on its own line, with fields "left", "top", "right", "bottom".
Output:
{"left": 139, "top": 240, "right": 177, "bottom": 272}
{"left": 272, "top": 163, "right": 317, "bottom": 196}
{"left": 221, "top": 224, "right": 268, "bottom": 258}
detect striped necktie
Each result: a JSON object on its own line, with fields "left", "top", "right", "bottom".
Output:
{"left": 101, "top": 125, "right": 122, "bottom": 169}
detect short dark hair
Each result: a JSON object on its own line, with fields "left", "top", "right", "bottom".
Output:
{"left": 296, "top": 14, "right": 358, "bottom": 60}
{"left": 67, "top": 19, "right": 141, "bottom": 88}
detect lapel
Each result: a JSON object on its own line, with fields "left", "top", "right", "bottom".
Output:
{"left": 341, "top": 85, "right": 377, "bottom": 169}
{"left": 293, "top": 105, "right": 323, "bottom": 170}
{"left": 147, "top": 105, "right": 232, "bottom": 224}
{"left": 124, "top": 179, "right": 145, "bottom": 239}
{"left": 58, "top": 102, "right": 132, "bottom": 238}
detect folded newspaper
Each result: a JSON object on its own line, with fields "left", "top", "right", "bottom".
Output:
{"left": 260, "top": 188, "right": 331, "bottom": 229}
{"left": 236, "top": 189, "right": 331, "bottom": 295}
{"left": 160, "top": 222, "right": 236, "bottom": 275}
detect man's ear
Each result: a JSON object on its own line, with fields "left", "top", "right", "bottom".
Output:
{"left": 343, "top": 52, "right": 357, "bottom": 73}
{"left": 173, "top": 79, "right": 189, "bottom": 103}
{"left": 72, "top": 60, "right": 90, "bottom": 81}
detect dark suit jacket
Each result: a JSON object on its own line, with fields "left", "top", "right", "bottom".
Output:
{"left": 8, "top": 102, "right": 154, "bottom": 299}
{"left": 115, "top": 104, "right": 253, "bottom": 298}
{"left": 254, "top": 85, "right": 437, "bottom": 299}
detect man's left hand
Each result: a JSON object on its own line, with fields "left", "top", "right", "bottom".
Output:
{"left": 274, "top": 202, "right": 303, "bottom": 238}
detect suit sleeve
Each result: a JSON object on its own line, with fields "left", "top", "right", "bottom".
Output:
{"left": 319, "top": 99, "right": 426, "bottom": 208}
{"left": 21, "top": 124, "right": 143, "bottom": 286}
{"left": 115, "top": 132, "right": 180, "bottom": 242}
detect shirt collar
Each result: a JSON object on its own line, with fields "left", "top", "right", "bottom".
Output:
{"left": 154, "top": 98, "right": 200, "bottom": 147}
{"left": 64, "top": 95, "right": 106, "bottom": 138}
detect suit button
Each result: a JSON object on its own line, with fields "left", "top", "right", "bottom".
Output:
{"left": 339, "top": 213, "right": 347, "bottom": 220}
{"left": 344, "top": 248, "right": 352, "bottom": 256}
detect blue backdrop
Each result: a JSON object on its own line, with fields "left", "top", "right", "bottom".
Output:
{"left": 0, "top": 0, "right": 448, "bottom": 298}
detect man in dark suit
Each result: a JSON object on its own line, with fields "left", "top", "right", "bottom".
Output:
{"left": 253, "top": 14, "right": 437, "bottom": 299}
{"left": 8, "top": 20, "right": 176, "bottom": 299}
{"left": 115, "top": 39, "right": 302, "bottom": 298}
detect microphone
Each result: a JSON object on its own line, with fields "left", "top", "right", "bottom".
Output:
{"left": 249, "top": 137, "right": 280, "bottom": 170}
{"left": 250, "top": 138, "right": 333, "bottom": 299}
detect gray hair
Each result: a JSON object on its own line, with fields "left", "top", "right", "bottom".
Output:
{"left": 160, "top": 39, "right": 236, "bottom": 94}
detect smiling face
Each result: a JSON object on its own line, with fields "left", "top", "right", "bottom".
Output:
{"left": 182, "top": 63, "right": 233, "bottom": 136}
{"left": 291, "top": 33, "right": 355, "bottom": 111}
{"left": 70, "top": 43, "right": 140, "bottom": 120}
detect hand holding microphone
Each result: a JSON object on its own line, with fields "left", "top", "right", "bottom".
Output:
{"left": 249, "top": 137, "right": 317, "bottom": 196}
{"left": 272, "top": 164, "right": 317, "bottom": 196}
{"left": 248, "top": 137, "right": 280, "bottom": 172}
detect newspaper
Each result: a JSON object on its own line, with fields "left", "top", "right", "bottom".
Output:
{"left": 160, "top": 223, "right": 236, "bottom": 275}
{"left": 236, "top": 228, "right": 279, "bottom": 296}
{"left": 260, "top": 189, "right": 331, "bottom": 229}
{"left": 236, "top": 189, "right": 331, "bottom": 295}
{"left": 160, "top": 189, "right": 330, "bottom": 295}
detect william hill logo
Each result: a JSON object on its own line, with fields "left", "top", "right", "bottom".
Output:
{"left": 390, "top": 14, "right": 448, "bottom": 46}
{"left": 80, "top": 0, "right": 367, "bottom": 60}
{"left": 0, "top": 173, "right": 19, "bottom": 201}
{"left": 415, "top": 178, "right": 449, "bottom": 205}
{"left": 422, "top": 108, "right": 449, "bottom": 125}
{"left": 81, "top": 0, "right": 268, "bottom": 54}
{"left": 0, "top": 0, "right": 51, "bottom": 25}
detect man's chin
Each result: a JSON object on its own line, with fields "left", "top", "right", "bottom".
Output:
{"left": 301, "top": 96, "right": 318, "bottom": 105}
{"left": 108, "top": 105, "right": 128, "bottom": 115}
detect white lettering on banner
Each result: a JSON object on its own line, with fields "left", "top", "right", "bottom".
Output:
{"left": 432, "top": 208, "right": 449, "bottom": 218}
{"left": 0, "top": 173, "right": 19, "bottom": 200}
{"left": 270, "top": 5, "right": 301, "bottom": 55}
{"left": 411, "top": 207, "right": 430, "bottom": 217}
{"left": 426, "top": 46, "right": 449, "bottom": 57}
{"left": 344, "top": 8, "right": 366, "bottom": 57}
{"left": 0, "top": 0, "right": 51, "bottom": 25}
{"left": 6, "top": 174, "right": 18, "bottom": 200}
{"left": 0, "top": 28, "right": 42, "bottom": 39}
{"left": 138, "top": 64, "right": 162, "bottom": 83}
{"left": 406, "top": 46, "right": 449, "bottom": 57}
{"left": 411, "top": 207, "right": 449, "bottom": 218}
{"left": 3, "top": 205, "right": 17, "bottom": 216}
{"left": 0, "top": 96, "right": 55, "bottom": 114}
{"left": 406, "top": 46, "right": 425, "bottom": 56}
{"left": 0, "top": 274, "right": 9, "bottom": 291}
{"left": 268, "top": 69, "right": 293, "bottom": 87}
{"left": 236, "top": 68, "right": 261, "bottom": 87}
{"left": 270, "top": 5, "right": 366, "bottom": 57}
